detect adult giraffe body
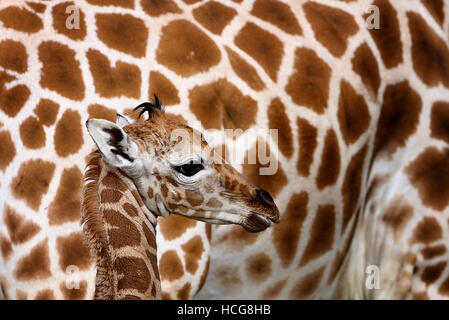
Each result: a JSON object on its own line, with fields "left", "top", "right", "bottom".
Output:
{"left": 1, "top": 0, "right": 449, "bottom": 300}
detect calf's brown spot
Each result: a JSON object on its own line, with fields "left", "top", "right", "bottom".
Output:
{"left": 123, "top": 203, "right": 138, "bottom": 217}
{"left": 185, "top": 189, "right": 204, "bottom": 207}
{"left": 142, "top": 222, "right": 156, "bottom": 250}
{"left": 206, "top": 197, "right": 222, "bottom": 208}
{"left": 103, "top": 209, "right": 141, "bottom": 248}
{"left": 101, "top": 172, "right": 127, "bottom": 191}
{"left": 115, "top": 256, "right": 151, "bottom": 293}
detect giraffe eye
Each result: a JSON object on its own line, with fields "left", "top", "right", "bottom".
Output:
{"left": 175, "top": 160, "right": 204, "bottom": 177}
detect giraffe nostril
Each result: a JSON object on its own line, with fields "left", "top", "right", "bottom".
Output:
{"left": 256, "top": 188, "right": 274, "bottom": 207}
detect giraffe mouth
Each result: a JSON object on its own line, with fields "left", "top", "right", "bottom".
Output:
{"left": 181, "top": 211, "right": 275, "bottom": 233}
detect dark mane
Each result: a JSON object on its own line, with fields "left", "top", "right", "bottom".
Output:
{"left": 133, "top": 95, "right": 163, "bottom": 120}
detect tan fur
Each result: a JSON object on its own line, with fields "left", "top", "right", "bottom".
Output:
{"left": 81, "top": 151, "right": 115, "bottom": 299}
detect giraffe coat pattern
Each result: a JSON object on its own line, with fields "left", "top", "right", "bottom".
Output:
{"left": 1, "top": 0, "right": 449, "bottom": 300}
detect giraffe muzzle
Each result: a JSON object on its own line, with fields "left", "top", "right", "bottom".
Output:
{"left": 256, "top": 188, "right": 275, "bottom": 207}
{"left": 253, "top": 188, "right": 281, "bottom": 224}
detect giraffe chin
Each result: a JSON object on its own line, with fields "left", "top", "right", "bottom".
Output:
{"left": 241, "top": 212, "right": 273, "bottom": 233}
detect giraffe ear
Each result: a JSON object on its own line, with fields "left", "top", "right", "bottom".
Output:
{"left": 86, "top": 119, "right": 139, "bottom": 168}
{"left": 115, "top": 113, "right": 133, "bottom": 128}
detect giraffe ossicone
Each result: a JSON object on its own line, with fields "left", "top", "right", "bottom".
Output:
{"left": 82, "top": 102, "right": 279, "bottom": 299}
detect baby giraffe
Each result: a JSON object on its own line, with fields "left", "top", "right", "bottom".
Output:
{"left": 82, "top": 99, "right": 279, "bottom": 299}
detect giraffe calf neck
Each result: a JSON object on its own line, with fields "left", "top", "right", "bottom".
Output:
{"left": 81, "top": 151, "right": 161, "bottom": 300}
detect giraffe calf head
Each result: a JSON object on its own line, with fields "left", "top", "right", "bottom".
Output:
{"left": 86, "top": 101, "right": 279, "bottom": 232}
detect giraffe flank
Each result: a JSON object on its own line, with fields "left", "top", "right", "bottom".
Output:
{"left": 1, "top": 0, "right": 449, "bottom": 300}
{"left": 80, "top": 104, "right": 278, "bottom": 299}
